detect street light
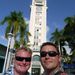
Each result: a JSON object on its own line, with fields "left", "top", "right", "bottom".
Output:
{"left": 2, "top": 26, "right": 15, "bottom": 75}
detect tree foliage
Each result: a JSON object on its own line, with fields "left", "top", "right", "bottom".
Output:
{"left": 50, "top": 28, "right": 66, "bottom": 55}
{"left": 49, "top": 15, "right": 75, "bottom": 63}
{"left": 63, "top": 16, "right": 75, "bottom": 51}
{"left": 0, "top": 11, "right": 31, "bottom": 48}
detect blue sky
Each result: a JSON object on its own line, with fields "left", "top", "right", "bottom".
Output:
{"left": 0, "top": 0, "right": 75, "bottom": 46}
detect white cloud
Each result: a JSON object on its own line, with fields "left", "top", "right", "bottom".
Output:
{"left": 0, "top": 35, "right": 7, "bottom": 46}
{"left": 24, "top": 17, "right": 29, "bottom": 24}
{"left": 0, "top": 35, "right": 7, "bottom": 41}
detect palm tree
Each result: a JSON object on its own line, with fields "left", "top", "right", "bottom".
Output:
{"left": 0, "top": 11, "right": 31, "bottom": 48}
{"left": 50, "top": 28, "right": 66, "bottom": 55}
{"left": 49, "top": 28, "right": 70, "bottom": 64}
{"left": 15, "top": 24, "right": 31, "bottom": 48}
{"left": 60, "top": 16, "right": 75, "bottom": 64}
{"left": 64, "top": 16, "right": 75, "bottom": 52}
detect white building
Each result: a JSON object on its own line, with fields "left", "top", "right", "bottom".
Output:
{"left": 29, "top": 0, "right": 47, "bottom": 75}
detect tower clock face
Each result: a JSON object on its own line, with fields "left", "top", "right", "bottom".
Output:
{"left": 35, "top": 0, "right": 42, "bottom": 3}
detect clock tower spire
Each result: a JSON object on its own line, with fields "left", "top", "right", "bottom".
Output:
{"left": 29, "top": 0, "right": 47, "bottom": 74}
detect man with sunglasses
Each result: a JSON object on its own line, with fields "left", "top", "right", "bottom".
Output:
{"left": 40, "top": 42, "right": 68, "bottom": 75}
{"left": 6, "top": 47, "right": 32, "bottom": 75}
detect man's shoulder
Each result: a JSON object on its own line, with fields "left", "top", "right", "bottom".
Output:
{"left": 55, "top": 71, "right": 68, "bottom": 75}
{"left": 41, "top": 74, "right": 44, "bottom": 75}
{"left": 60, "top": 72, "right": 68, "bottom": 75}
{"left": 27, "top": 72, "right": 31, "bottom": 75}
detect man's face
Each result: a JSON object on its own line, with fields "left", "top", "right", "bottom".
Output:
{"left": 40, "top": 45, "right": 61, "bottom": 70}
{"left": 14, "top": 50, "right": 32, "bottom": 73}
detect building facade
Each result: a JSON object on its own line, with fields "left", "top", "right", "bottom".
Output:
{"left": 29, "top": 0, "right": 47, "bottom": 75}
{"left": 0, "top": 44, "right": 7, "bottom": 73}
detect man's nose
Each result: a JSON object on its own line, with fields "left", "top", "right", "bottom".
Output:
{"left": 45, "top": 53, "right": 50, "bottom": 58}
{"left": 22, "top": 59, "right": 26, "bottom": 63}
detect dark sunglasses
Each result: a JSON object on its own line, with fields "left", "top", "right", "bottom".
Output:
{"left": 40, "top": 51, "right": 59, "bottom": 57}
{"left": 15, "top": 56, "right": 31, "bottom": 62}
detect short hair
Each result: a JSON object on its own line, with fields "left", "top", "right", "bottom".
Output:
{"left": 40, "top": 42, "right": 59, "bottom": 54}
{"left": 15, "top": 47, "right": 32, "bottom": 56}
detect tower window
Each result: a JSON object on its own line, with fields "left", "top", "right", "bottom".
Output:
{"left": 36, "top": 6, "right": 42, "bottom": 13}
{"left": 35, "top": 0, "right": 42, "bottom": 3}
{"left": 33, "top": 55, "right": 40, "bottom": 61}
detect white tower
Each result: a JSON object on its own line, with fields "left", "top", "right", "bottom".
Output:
{"left": 29, "top": 0, "right": 47, "bottom": 75}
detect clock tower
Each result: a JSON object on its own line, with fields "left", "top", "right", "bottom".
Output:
{"left": 29, "top": 0, "right": 47, "bottom": 75}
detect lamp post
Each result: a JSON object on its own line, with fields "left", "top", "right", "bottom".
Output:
{"left": 2, "top": 33, "right": 13, "bottom": 75}
{"left": 2, "top": 32, "right": 14, "bottom": 75}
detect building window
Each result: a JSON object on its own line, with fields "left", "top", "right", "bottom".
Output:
{"left": 36, "top": 6, "right": 42, "bottom": 13}
{"left": 33, "top": 55, "right": 40, "bottom": 61}
{"left": 35, "top": 0, "right": 42, "bottom": 3}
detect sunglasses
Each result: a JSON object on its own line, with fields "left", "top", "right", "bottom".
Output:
{"left": 40, "top": 51, "right": 59, "bottom": 57}
{"left": 15, "top": 56, "right": 31, "bottom": 62}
